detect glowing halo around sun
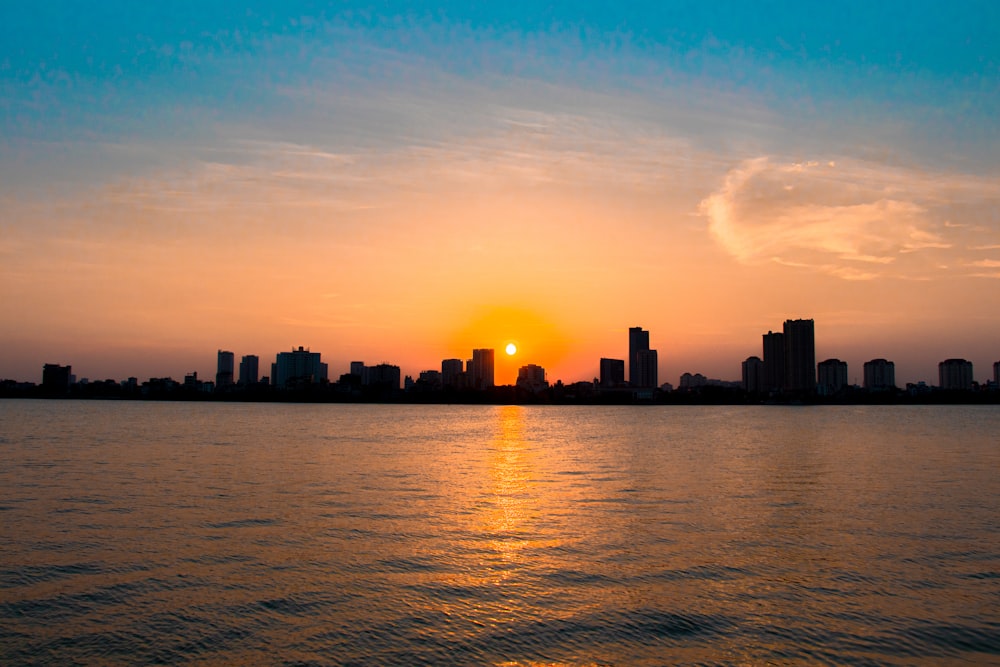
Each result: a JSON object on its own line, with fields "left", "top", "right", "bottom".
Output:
{"left": 505, "top": 343, "right": 517, "bottom": 356}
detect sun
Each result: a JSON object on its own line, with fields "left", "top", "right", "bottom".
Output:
{"left": 505, "top": 343, "right": 517, "bottom": 356}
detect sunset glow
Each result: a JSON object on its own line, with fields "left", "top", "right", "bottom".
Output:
{"left": 1, "top": 3, "right": 998, "bottom": 387}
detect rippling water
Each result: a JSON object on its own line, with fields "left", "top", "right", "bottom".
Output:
{"left": 1, "top": 400, "right": 998, "bottom": 665}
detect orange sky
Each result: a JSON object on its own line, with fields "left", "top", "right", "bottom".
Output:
{"left": 2, "top": 6, "right": 999, "bottom": 386}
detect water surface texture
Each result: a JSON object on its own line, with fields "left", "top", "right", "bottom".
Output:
{"left": 2, "top": 401, "right": 999, "bottom": 665}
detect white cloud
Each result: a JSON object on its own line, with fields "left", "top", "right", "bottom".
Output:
{"left": 699, "top": 157, "right": 1000, "bottom": 280}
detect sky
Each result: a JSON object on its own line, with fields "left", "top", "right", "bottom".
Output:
{"left": 2, "top": 1, "right": 999, "bottom": 386}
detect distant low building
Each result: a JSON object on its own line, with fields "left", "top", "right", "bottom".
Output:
{"left": 599, "top": 358, "right": 625, "bottom": 388}
{"left": 742, "top": 356, "right": 763, "bottom": 393}
{"left": 939, "top": 358, "right": 973, "bottom": 390}
{"left": 42, "top": 363, "right": 71, "bottom": 395}
{"left": 516, "top": 364, "right": 548, "bottom": 393}
{"left": 863, "top": 359, "right": 895, "bottom": 392}
{"left": 272, "top": 347, "right": 328, "bottom": 389}
{"left": 817, "top": 358, "right": 848, "bottom": 396}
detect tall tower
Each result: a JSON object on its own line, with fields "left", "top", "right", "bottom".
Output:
{"left": 216, "top": 350, "right": 235, "bottom": 388}
{"left": 628, "top": 327, "right": 650, "bottom": 386}
{"left": 762, "top": 331, "right": 785, "bottom": 393}
{"left": 471, "top": 349, "right": 495, "bottom": 390}
{"left": 783, "top": 319, "right": 816, "bottom": 395}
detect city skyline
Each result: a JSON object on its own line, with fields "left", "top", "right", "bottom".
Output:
{"left": 2, "top": 3, "right": 999, "bottom": 386}
{"left": 14, "top": 318, "right": 1000, "bottom": 393}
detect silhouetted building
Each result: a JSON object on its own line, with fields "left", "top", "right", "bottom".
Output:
{"left": 938, "top": 359, "right": 973, "bottom": 390}
{"left": 272, "top": 346, "right": 328, "bottom": 389}
{"left": 863, "top": 359, "right": 895, "bottom": 391}
{"left": 784, "top": 319, "right": 816, "bottom": 395}
{"left": 470, "top": 349, "right": 495, "bottom": 390}
{"left": 599, "top": 358, "right": 625, "bottom": 388}
{"left": 634, "top": 349, "right": 658, "bottom": 389}
{"left": 742, "top": 356, "right": 764, "bottom": 393}
{"left": 995, "top": 361, "right": 1000, "bottom": 388}
{"left": 416, "top": 370, "right": 442, "bottom": 391}
{"left": 441, "top": 359, "right": 464, "bottom": 388}
{"left": 679, "top": 372, "right": 707, "bottom": 389}
{"left": 367, "top": 363, "right": 401, "bottom": 390}
{"left": 817, "top": 358, "right": 848, "bottom": 396}
{"left": 42, "top": 364, "right": 71, "bottom": 395}
{"left": 762, "top": 331, "right": 785, "bottom": 393}
{"left": 628, "top": 327, "right": 650, "bottom": 386}
{"left": 516, "top": 364, "right": 547, "bottom": 392}
{"left": 239, "top": 355, "right": 259, "bottom": 386}
{"left": 216, "top": 350, "right": 235, "bottom": 388}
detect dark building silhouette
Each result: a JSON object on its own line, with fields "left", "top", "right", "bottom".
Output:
{"left": 599, "top": 358, "right": 625, "bottom": 388}
{"left": 995, "top": 361, "right": 1000, "bottom": 388}
{"left": 784, "top": 319, "right": 816, "bottom": 395}
{"left": 762, "top": 331, "right": 786, "bottom": 393}
{"left": 742, "top": 356, "right": 763, "bottom": 393}
{"left": 939, "top": 359, "right": 973, "bottom": 390}
{"left": 216, "top": 350, "right": 235, "bottom": 388}
{"left": 628, "top": 327, "right": 650, "bottom": 386}
{"left": 239, "top": 355, "right": 259, "bottom": 386}
{"left": 634, "top": 349, "right": 658, "bottom": 389}
{"left": 441, "top": 359, "right": 464, "bottom": 389}
{"left": 817, "top": 358, "right": 848, "bottom": 396}
{"left": 516, "top": 364, "right": 547, "bottom": 392}
{"left": 42, "top": 363, "right": 71, "bottom": 395}
{"left": 863, "top": 358, "right": 895, "bottom": 391}
{"left": 367, "top": 363, "right": 401, "bottom": 390}
{"left": 470, "top": 349, "right": 495, "bottom": 390}
{"left": 272, "top": 346, "right": 328, "bottom": 389}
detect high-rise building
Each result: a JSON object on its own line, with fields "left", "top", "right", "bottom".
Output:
{"left": 863, "top": 359, "right": 895, "bottom": 391}
{"left": 783, "top": 319, "right": 816, "bottom": 395}
{"left": 628, "top": 327, "right": 650, "bottom": 386}
{"left": 216, "top": 350, "right": 235, "bottom": 387}
{"left": 272, "top": 346, "right": 328, "bottom": 389}
{"left": 599, "top": 358, "right": 625, "bottom": 388}
{"left": 762, "top": 331, "right": 785, "bottom": 393}
{"left": 742, "top": 356, "right": 764, "bottom": 393}
{"left": 441, "top": 359, "right": 464, "bottom": 388}
{"left": 939, "top": 359, "right": 973, "bottom": 390}
{"left": 995, "top": 360, "right": 1000, "bottom": 387}
{"left": 470, "top": 349, "right": 495, "bottom": 390}
{"left": 516, "top": 364, "right": 547, "bottom": 392}
{"left": 634, "top": 349, "right": 658, "bottom": 389}
{"left": 238, "top": 355, "right": 259, "bottom": 386}
{"left": 817, "top": 358, "right": 848, "bottom": 396}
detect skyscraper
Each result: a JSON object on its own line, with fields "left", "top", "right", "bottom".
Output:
{"left": 238, "top": 354, "right": 259, "bottom": 386}
{"left": 783, "top": 319, "right": 816, "bottom": 395}
{"left": 216, "top": 350, "right": 235, "bottom": 388}
{"left": 628, "top": 327, "right": 650, "bottom": 387}
{"left": 470, "top": 349, "right": 495, "bottom": 390}
{"left": 762, "top": 331, "right": 785, "bottom": 393}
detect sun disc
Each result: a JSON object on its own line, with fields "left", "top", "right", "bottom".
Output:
{"left": 505, "top": 343, "right": 517, "bottom": 355}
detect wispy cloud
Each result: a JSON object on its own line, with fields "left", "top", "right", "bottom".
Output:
{"left": 699, "top": 157, "right": 1000, "bottom": 280}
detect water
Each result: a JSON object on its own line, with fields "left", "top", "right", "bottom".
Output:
{"left": 1, "top": 401, "right": 998, "bottom": 665}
